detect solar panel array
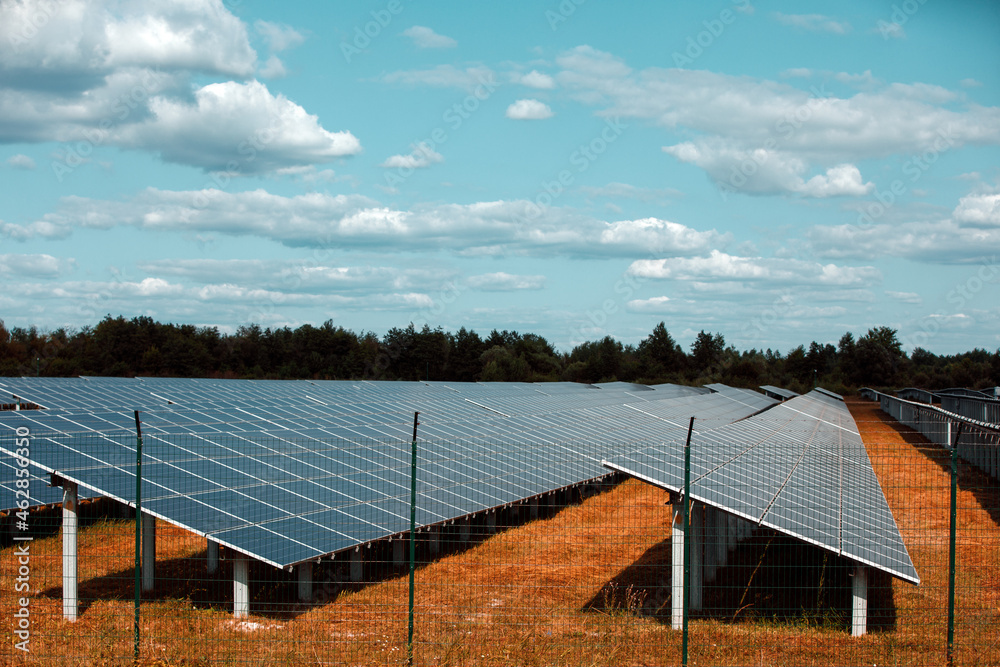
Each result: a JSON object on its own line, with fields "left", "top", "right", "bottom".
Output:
{"left": 603, "top": 390, "right": 919, "bottom": 584}
{"left": 760, "top": 385, "right": 799, "bottom": 400}
{"left": 0, "top": 378, "right": 776, "bottom": 568}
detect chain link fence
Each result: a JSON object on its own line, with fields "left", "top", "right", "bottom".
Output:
{"left": 2, "top": 398, "right": 998, "bottom": 666}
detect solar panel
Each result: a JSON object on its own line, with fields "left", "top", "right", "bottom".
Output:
{"left": 603, "top": 390, "right": 919, "bottom": 584}
{"left": 0, "top": 379, "right": 772, "bottom": 569}
{"left": 760, "top": 385, "right": 799, "bottom": 400}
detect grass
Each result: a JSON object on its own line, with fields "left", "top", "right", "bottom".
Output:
{"left": 2, "top": 398, "right": 998, "bottom": 665}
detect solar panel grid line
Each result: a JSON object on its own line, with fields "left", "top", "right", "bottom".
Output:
{"left": 2, "top": 380, "right": 778, "bottom": 574}
{"left": 0, "top": 435, "right": 300, "bottom": 561}
{"left": 754, "top": 417, "right": 820, "bottom": 526}
{"left": 602, "top": 390, "right": 920, "bottom": 584}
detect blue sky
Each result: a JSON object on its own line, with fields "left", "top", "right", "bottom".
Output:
{"left": 1, "top": 0, "right": 999, "bottom": 355}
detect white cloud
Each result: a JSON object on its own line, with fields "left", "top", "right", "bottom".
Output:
{"left": 833, "top": 70, "right": 879, "bottom": 87}
{"left": 259, "top": 55, "right": 287, "bottom": 78}
{"left": 556, "top": 46, "right": 1000, "bottom": 194}
{"left": 6, "top": 154, "right": 35, "bottom": 170}
{"left": 664, "top": 141, "right": 873, "bottom": 197}
{"left": 139, "top": 259, "right": 452, "bottom": 293}
{"left": 599, "top": 218, "right": 728, "bottom": 254}
{"left": 960, "top": 78, "right": 983, "bottom": 88}
{"left": 808, "top": 218, "right": 1000, "bottom": 264}
{"left": 629, "top": 250, "right": 881, "bottom": 287}
{"left": 506, "top": 99, "right": 553, "bottom": 120}
{"left": 467, "top": 273, "right": 545, "bottom": 291}
{"left": 799, "top": 164, "right": 874, "bottom": 197}
{"left": 0, "top": 0, "right": 256, "bottom": 78}
{"left": 120, "top": 80, "right": 361, "bottom": 172}
{"left": 626, "top": 296, "right": 672, "bottom": 313}
{"left": 953, "top": 193, "right": 1000, "bottom": 227}
{"left": 0, "top": 253, "right": 74, "bottom": 278}
{"left": 0, "top": 2, "right": 364, "bottom": 174}
{"left": 254, "top": 20, "right": 305, "bottom": 52}
{"left": 886, "top": 291, "right": 923, "bottom": 305}
{"left": 381, "top": 65, "right": 495, "bottom": 91}
{"left": 773, "top": 12, "right": 851, "bottom": 34}
{"left": 380, "top": 142, "right": 444, "bottom": 169}
{"left": 519, "top": 70, "right": 555, "bottom": 89}
{"left": 3, "top": 188, "right": 729, "bottom": 261}
{"left": 402, "top": 26, "right": 457, "bottom": 49}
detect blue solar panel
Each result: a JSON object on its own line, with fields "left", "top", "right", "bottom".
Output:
{"left": 603, "top": 390, "right": 919, "bottom": 584}
{"left": 0, "top": 378, "right": 772, "bottom": 568}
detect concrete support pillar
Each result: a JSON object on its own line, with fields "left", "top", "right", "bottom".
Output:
{"left": 530, "top": 498, "right": 539, "bottom": 520}
{"left": 350, "top": 548, "right": 363, "bottom": 582}
{"left": 689, "top": 502, "right": 703, "bottom": 610}
{"left": 207, "top": 539, "right": 219, "bottom": 574}
{"left": 548, "top": 493, "right": 557, "bottom": 513}
{"left": 233, "top": 556, "right": 249, "bottom": 618}
{"left": 852, "top": 564, "right": 868, "bottom": 637}
{"left": 486, "top": 511, "right": 496, "bottom": 534}
{"left": 62, "top": 482, "right": 78, "bottom": 622}
{"left": 671, "top": 500, "right": 685, "bottom": 630}
{"left": 141, "top": 513, "right": 155, "bottom": 592}
{"left": 727, "top": 513, "right": 737, "bottom": 554}
{"left": 704, "top": 506, "right": 719, "bottom": 583}
{"left": 298, "top": 562, "right": 312, "bottom": 601}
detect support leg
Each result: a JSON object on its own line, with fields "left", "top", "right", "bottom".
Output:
{"left": 233, "top": 556, "right": 249, "bottom": 618}
{"left": 62, "top": 482, "right": 78, "bottom": 622}
{"left": 298, "top": 562, "right": 312, "bottom": 601}
{"left": 852, "top": 564, "right": 868, "bottom": 637}
{"left": 671, "top": 500, "right": 685, "bottom": 630}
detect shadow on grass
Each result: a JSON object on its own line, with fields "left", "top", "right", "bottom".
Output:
{"left": 35, "top": 482, "right": 624, "bottom": 620}
{"left": 584, "top": 530, "right": 897, "bottom": 634}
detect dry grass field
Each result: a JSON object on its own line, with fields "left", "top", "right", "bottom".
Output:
{"left": 2, "top": 398, "right": 998, "bottom": 666}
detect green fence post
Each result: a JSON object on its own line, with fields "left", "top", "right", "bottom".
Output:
{"left": 682, "top": 416, "right": 694, "bottom": 667}
{"left": 947, "top": 423, "right": 962, "bottom": 666}
{"left": 133, "top": 411, "right": 143, "bottom": 663}
{"left": 408, "top": 412, "right": 420, "bottom": 666}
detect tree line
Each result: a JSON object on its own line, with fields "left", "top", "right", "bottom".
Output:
{"left": 1, "top": 316, "right": 998, "bottom": 394}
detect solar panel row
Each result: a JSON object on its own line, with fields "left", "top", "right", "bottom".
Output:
{"left": 603, "top": 390, "right": 918, "bottom": 584}
{"left": 1, "top": 378, "right": 775, "bottom": 569}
